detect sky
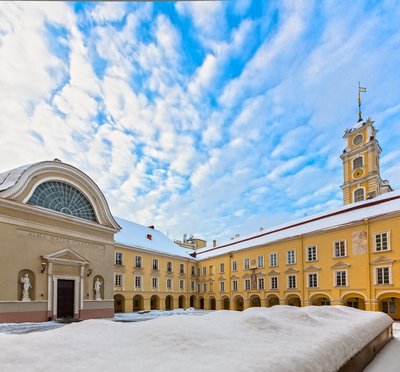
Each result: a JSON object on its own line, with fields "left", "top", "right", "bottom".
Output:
{"left": 1, "top": 1, "right": 400, "bottom": 244}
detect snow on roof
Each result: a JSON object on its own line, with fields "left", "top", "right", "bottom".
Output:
{"left": 196, "top": 190, "right": 400, "bottom": 259}
{"left": 0, "top": 306, "right": 392, "bottom": 371}
{"left": 0, "top": 163, "right": 35, "bottom": 192}
{"left": 114, "top": 216, "right": 191, "bottom": 259}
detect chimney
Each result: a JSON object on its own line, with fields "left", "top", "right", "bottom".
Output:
{"left": 212, "top": 240, "right": 216, "bottom": 247}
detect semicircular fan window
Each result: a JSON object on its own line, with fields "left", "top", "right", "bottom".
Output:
{"left": 27, "top": 181, "right": 97, "bottom": 222}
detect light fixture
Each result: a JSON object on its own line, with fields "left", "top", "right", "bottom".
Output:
{"left": 87, "top": 268, "right": 93, "bottom": 277}
{"left": 41, "top": 262, "right": 47, "bottom": 273}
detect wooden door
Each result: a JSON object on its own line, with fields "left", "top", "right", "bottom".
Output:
{"left": 57, "top": 279, "right": 74, "bottom": 318}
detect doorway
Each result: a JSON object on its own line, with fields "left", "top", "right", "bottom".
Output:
{"left": 57, "top": 279, "right": 74, "bottom": 318}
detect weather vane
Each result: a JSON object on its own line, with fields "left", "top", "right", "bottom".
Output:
{"left": 358, "top": 82, "right": 367, "bottom": 122}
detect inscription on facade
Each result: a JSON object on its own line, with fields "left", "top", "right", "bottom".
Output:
{"left": 17, "top": 230, "right": 105, "bottom": 250}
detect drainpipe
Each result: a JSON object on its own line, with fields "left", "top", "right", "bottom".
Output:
{"left": 365, "top": 218, "right": 372, "bottom": 310}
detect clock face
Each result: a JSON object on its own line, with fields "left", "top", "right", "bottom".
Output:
{"left": 353, "top": 134, "right": 363, "bottom": 146}
{"left": 353, "top": 168, "right": 364, "bottom": 179}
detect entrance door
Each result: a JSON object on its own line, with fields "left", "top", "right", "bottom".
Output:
{"left": 57, "top": 279, "right": 75, "bottom": 318}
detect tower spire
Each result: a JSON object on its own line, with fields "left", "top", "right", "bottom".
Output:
{"left": 358, "top": 82, "right": 367, "bottom": 122}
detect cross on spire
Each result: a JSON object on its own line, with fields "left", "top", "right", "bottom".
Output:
{"left": 358, "top": 82, "right": 367, "bottom": 122}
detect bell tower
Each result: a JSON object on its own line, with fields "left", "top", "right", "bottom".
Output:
{"left": 340, "top": 85, "right": 392, "bottom": 204}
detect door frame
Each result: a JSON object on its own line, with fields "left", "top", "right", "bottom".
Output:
{"left": 53, "top": 275, "right": 80, "bottom": 319}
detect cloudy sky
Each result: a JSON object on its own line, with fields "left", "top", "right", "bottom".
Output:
{"left": 1, "top": 1, "right": 400, "bottom": 244}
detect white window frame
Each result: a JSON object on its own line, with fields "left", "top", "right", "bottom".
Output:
{"left": 270, "top": 276, "right": 278, "bottom": 290}
{"left": 352, "top": 155, "right": 364, "bottom": 170}
{"left": 353, "top": 187, "right": 365, "bottom": 202}
{"left": 258, "top": 277, "right": 265, "bottom": 290}
{"left": 191, "top": 280, "right": 195, "bottom": 291}
{"left": 333, "top": 240, "right": 347, "bottom": 258}
{"left": 220, "top": 263, "right": 225, "bottom": 273}
{"left": 287, "top": 275, "right": 297, "bottom": 289}
{"left": 166, "top": 278, "right": 173, "bottom": 290}
{"left": 115, "top": 252, "right": 123, "bottom": 265}
{"left": 135, "top": 256, "right": 142, "bottom": 268}
{"left": 202, "top": 266, "right": 206, "bottom": 276}
{"left": 114, "top": 273, "right": 123, "bottom": 288}
{"left": 179, "top": 263, "right": 185, "bottom": 274}
{"left": 306, "top": 245, "right": 318, "bottom": 262}
{"left": 220, "top": 281, "right": 225, "bottom": 292}
{"left": 179, "top": 279, "right": 185, "bottom": 291}
{"left": 203, "top": 283, "right": 207, "bottom": 293}
{"left": 244, "top": 278, "right": 251, "bottom": 291}
{"left": 257, "top": 255, "right": 264, "bottom": 268}
{"left": 269, "top": 252, "right": 278, "bottom": 267}
{"left": 244, "top": 258, "right": 250, "bottom": 270}
{"left": 232, "top": 260, "right": 237, "bottom": 271}
{"left": 334, "top": 270, "right": 347, "bottom": 287}
{"left": 307, "top": 273, "right": 318, "bottom": 288}
{"left": 152, "top": 258, "right": 159, "bottom": 270}
{"left": 167, "top": 261, "right": 173, "bottom": 273}
{"left": 287, "top": 250, "right": 296, "bottom": 265}
{"left": 134, "top": 275, "right": 143, "bottom": 290}
{"left": 232, "top": 279, "right": 238, "bottom": 291}
{"left": 151, "top": 277, "right": 159, "bottom": 290}
{"left": 375, "top": 266, "right": 392, "bottom": 285}
{"left": 373, "top": 231, "right": 391, "bottom": 252}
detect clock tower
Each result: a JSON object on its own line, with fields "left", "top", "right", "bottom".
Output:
{"left": 340, "top": 117, "right": 392, "bottom": 205}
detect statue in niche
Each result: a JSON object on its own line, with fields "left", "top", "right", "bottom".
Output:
{"left": 94, "top": 277, "right": 103, "bottom": 300}
{"left": 21, "top": 273, "right": 32, "bottom": 301}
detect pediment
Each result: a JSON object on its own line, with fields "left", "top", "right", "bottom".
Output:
{"left": 207, "top": 278, "right": 215, "bottom": 283}
{"left": 242, "top": 273, "right": 252, "bottom": 279}
{"left": 285, "top": 267, "right": 299, "bottom": 274}
{"left": 256, "top": 272, "right": 266, "bottom": 277}
{"left": 370, "top": 256, "right": 395, "bottom": 265}
{"left": 43, "top": 248, "right": 90, "bottom": 266}
{"left": 268, "top": 270, "right": 280, "bottom": 276}
{"left": 231, "top": 275, "right": 239, "bottom": 279}
{"left": 218, "top": 276, "right": 226, "bottom": 281}
{"left": 304, "top": 265, "right": 321, "bottom": 272}
{"left": 331, "top": 261, "right": 350, "bottom": 269}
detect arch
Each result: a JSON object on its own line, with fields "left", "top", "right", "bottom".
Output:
{"left": 309, "top": 292, "right": 332, "bottom": 306}
{"left": 341, "top": 291, "right": 368, "bottom": 302}
{"left": 133, "top": 295, "right": 144, "bottom": 311}
{"left": 377, "top": 292, "right": 400, "bottom": 320}
{"left": 209, "top": 297, "right": 216, "bottom": 310}
{"left": 150, "top": 295, "right": 160, "bottom": 310}
{"left": 234, "top": 295, "right": 244, "bottom": 311}
{"left": 353, "top": 156, "right": 363, "bottom": 169}
{"left": 266, "top": 294, "right": 280, "bottom": 307}
{"left": 190, "top": 295, "right": 196, "bottom": 308}
{"left": 353, "top": 187, "right": 365, "bottom": 203}
{"left": 199, "top": 297, "right": 205, "bottom": 310}
{"left": 0, "top": 161, "right": 120, "bottom": 230}
{"left": 178, "top": 295, "right": 186, "bottom": 309}
{"left": 114, "top": 294, "right": 125, "bottom": 313}
{"left": 93, "top": 275, "right": 104, "bottom": 300}
{"left": 221, "top": 296, "right": 230, "bottom": 310}
{"left": 18, "top": 269, "right": 35, "bottom": 301}
{"left": 285, "top": 293, "right": 301, "bottom": 307}
{"left": 376, "top": 291, "right": 400, "bottom": 301}
{"left": 249, "top": 294, "right": 261, "bottom": 307}
{"left": 165, "top": 295, "right": 174, "bottom": 310}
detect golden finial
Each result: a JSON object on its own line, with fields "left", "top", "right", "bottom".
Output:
{"left": 358, "top": 82, "right": 367, "bottom": 122}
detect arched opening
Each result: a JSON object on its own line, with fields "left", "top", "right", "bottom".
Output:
{"left": 287, "top": 295, "right": 301, "bottom": 307}
{"left": 378, "top": 293, "right": 400, "bottom": 320}
{"left": 150, "top": 295, "right": 160, "bottom": 310}
{"left": 165, "top": 295, "right": 174, "bottom": 310}
{"left": 209, "top": 297, "right": 216, "bottom": 310}
{"left": 132, "top": 295, "right": 144, "bottom": 311}
{"left": 18, "top": 269, "right": 35, "bottom": 301}
{"left": 354, "top": 188, "right": 365, "bottom": 202}
{"left": 250, "top": 295, "right": 261, "bottom": 307}
{"left": 199, "top": 297, "right": 204, "bottom": 309}
{"left": 114, "top": 294, "right": 125, "bottom": 313}
{"left": 190, "top": 295, "right": 196, "bottom": 308}
{"left": 222, "top": 296, "right": 230, "bottom": 310}
{"left": 235, "top": 296, "right": 244, "bottom": 311}
{"left": 178, "top": 295, "right": 186, "bottom": 309}
{"left": 311, "top": 295, "right": 331, "bottom": 306}
{"left": 342, "top": 294, "right": 366, "bottom": 310}
{"left": 267, "top": 295, "right": 280, "bottom": 307}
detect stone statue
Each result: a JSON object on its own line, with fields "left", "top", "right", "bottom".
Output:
{"left": 21, "top": 273, "right": 32, "bottom": 302}
{"left": 94, "top": 277, "right": 102, "bottom": 300}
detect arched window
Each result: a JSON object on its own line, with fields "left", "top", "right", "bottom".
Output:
{"left": 353, "top": 157, "right": 363, "bottom": 169}
{"left": 27, "top": 181, "right": 97, "bottom": 222}
{"left": 354, "top": 188, "right": 365, "bottom": 202}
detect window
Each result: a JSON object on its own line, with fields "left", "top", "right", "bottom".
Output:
{"left": 354, "top": 188, "right": 365, "bottom": 202}
{"left": 307, "top": 246, "right": 318, "bottom": 262}
{"left": 353, "top": 156, "right": 363, "bottom": 169}
{"left": 220, "top": 263, "right": 225, "bottom": 273}
{"left": 308, "top": 273, "right": 318, "bottom": 288}
{"left": 382, "top": 300, "right": 397, "bottom": 314}
{"left": 115, "top": 274, "right": 122, "bottom": 287}
{"left": 203, "top": 283, "right": 207, "bottom": 292}
{"left": 244, "top": 258, "right": 250, "bottom": 270}
{"left": 197, "top": 284, "right": 200, "bottom": 293}
{"left": 270, "top": 276, "right": 278, "bottom": 290}
{"left": 135, "top": 256, "right": 142, "bottom": 268}
{"left": 152, "top": 277, "right": 158, "bottom": 289}
{"left": 197, "top": 268, "right": 200, "bottom": 276}
{"left": 258, "top": 277, "right": 265, "bottom": 290}
{"left": 202, "top": 267, "right": 206, "bottom": 276}
{"left": 376, "top": 267, "right": 391, "bottom": 285}
{"left": 191, "top": 265, "right": 195, "bottom": 275}
{"left": 167, "top": 262, "right": 173, "bottom": 272}
{"left": 270, "top": 253, "right": 278, "bottom": 267}
{"left": 353, "top": 134, "right": 363, "bottom": 146}
{"left": 334, "top": 241, "right": 347, "bottom": 257}
{"left": 287, "top": 250, "right": 296, "bottom": 264}
{"left": 244, "top": 279, "right": 251, "bottom": 291}
{"left": 288, "top": 275, "right": 296, "bottom": 289}
{"left": 220, "top": 281, "right": 225, "bottom": 292}
{"left": 152, "top": 259, "right": 159, "bottom": 270}
{"left": 191, "top": 281, "right": 195, "bottom": 291}
{"left": 115, "top": 252, "right": 123, "bottom": 265}
{"left": 257, "top": 256, "right": 264, "bottom": 268}
{"left": 134, "top": 276, "right": 142, "bottom": 288}
{"left": 335, "top": 271, "right": 347, "bottom": 287}
{"left": 166, "top": 278, "right": 172, "bottom": 290}
{"left": 374, "top": 232, "right": 390, "bottom": 252}
{"left": 180, "top": 264, "right": 185, "bottom": 274}
{"left": 232, "top": 260, "right": 237, "bottom": 271}
{"left": 179, "top": 279, "right": 184, "bottom": 290}
{"left": 209, "top": 266, "right": 214, "bottom": 275}
{"left": 232, "top": 280, "right": 238, "bottom": 291}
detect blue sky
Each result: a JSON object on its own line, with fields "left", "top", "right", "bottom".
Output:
{"left": 1, "top": 1, "right": 400, "bottom": 244}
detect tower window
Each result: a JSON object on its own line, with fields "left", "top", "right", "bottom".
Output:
{"left": 353, "top": 157, "right": 363, "bottom": 169}
{"left": 354, "top": 188, "right": 365, "bottom": 202}
{"left": 353, "top": 134, "right": 363, "bottom": 146}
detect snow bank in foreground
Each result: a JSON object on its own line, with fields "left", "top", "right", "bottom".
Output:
{"left": 0, "top": 306, "right": 392, "bottom": 372}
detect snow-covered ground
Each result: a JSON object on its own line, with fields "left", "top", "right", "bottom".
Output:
{"left": 0, "top": 306, "right": 392, "bottom": 372}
